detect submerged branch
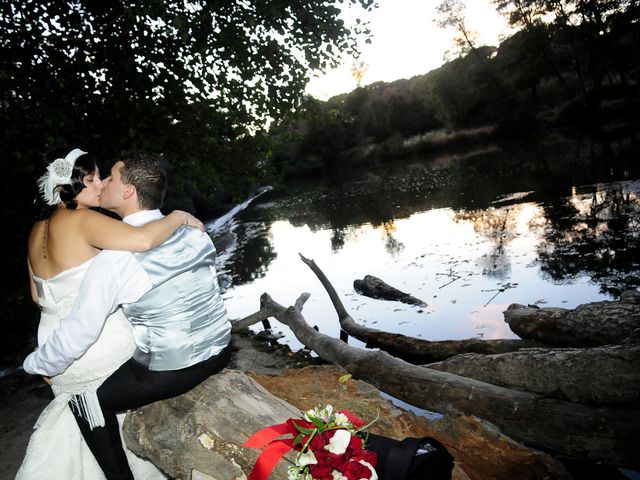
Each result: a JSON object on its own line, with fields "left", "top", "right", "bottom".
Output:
{"left": 299, "top": 253, "right": 542, "bottom": 363}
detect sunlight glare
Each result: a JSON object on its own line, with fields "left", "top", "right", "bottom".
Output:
{"left": 306, "top": 0, "right": 513, "bottom": 99}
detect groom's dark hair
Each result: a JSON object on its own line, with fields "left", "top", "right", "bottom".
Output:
{"left": 120, "top": 151, "right": 168, "bottom": 210}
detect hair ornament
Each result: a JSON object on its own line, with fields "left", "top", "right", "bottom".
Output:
{"left": 37, "top": 148, "right": 87, "bottom": 205}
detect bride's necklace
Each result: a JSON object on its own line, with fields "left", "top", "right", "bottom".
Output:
{"left": 42, "top": 219, "right": 50, "bottom": 259}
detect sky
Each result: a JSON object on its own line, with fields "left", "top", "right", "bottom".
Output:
{"left": 305, "top": 0, "right": 513, "bottom": 100}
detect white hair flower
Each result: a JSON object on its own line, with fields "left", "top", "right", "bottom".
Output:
{"left": 37, "top": 148, "right": 87, "bottom": 205}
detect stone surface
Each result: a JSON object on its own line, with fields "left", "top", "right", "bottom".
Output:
{"left": 123, "top": 363, "right": 571, "bottom": 480}
{"left": 122, "top": 369, "right": 299, "bottom": 480}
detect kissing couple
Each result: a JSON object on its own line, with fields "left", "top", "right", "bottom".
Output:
{"left": 18, "top": 148, "right": 232, "bottom": 479}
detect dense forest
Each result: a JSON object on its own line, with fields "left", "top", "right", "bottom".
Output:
{"left": 2, "top": 0, "right": 639, "bottom": 364}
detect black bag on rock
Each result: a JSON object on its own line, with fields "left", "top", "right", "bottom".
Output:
{"left": 366, "top": 434, "right": 454, "bottom": 480}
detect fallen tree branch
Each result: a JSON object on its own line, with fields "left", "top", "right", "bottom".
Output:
{"left": 427, "top": 344, "right": 640, "bottom": 404}
{"left": 298, "top": 253, "right": 543, "bottom": 363}
{"left": 245, "top": 291, "right": 639, "bottom": 469}
{"left": 504, "top": 299, "right": 640, "bottom": 347}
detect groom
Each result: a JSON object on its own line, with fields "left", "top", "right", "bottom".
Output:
{"left": 23, "top": 151, "right": 232, "bottom": 479}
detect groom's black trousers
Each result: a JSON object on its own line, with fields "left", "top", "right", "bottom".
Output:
{"left": 71, "top": 344, "right": 232, "bottom": 480}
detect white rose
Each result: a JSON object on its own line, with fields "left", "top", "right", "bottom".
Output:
{"left": 325, "top": 429, "right": 351, "bottom": 455}
{"left": 331, "top": 470, "right": 348, "bottom": 480}
{"left": 334, "top": 412, "right": 350, "bottom": 427}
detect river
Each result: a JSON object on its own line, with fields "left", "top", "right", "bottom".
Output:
{"left": 3, "top": 141, "right": 638, "bottom": 372}
{"left": 214, "top": 145, "right": 640, "bottom": 352}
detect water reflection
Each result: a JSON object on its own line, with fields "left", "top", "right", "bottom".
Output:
{"left": 536, "top": 182, "right": 640, "bottom": 296}
{"left": 219, "top": 158, "right": 640, "bottom": 349}
{"left": 381, "top": 221, "right": 405, "bottom": 256}
{"left": 221, "top": 221, "right": 277, "bottom": 286}
{"left": 453, "top": 207, "right": 517, "bottom": 279}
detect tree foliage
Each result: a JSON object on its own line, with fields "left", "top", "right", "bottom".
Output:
{"left": 1, "top": 0, "right": 376, "bottom": 198}
{"left": 0, "top": 0, "right": 376, "bottom": 286}
{"left": 492, "top": 0, "right": 640, "bottom": 100}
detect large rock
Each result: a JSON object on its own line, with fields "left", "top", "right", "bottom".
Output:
{"left": 123, "top": 365, "right": 570, "bottom": 480}
{"left": 122, "top": 369, "right": 300, "bottom": 479}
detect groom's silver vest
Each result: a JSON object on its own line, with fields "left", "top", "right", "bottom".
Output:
{"left": 121, "top": 226, "right": 231, "bottom": 371}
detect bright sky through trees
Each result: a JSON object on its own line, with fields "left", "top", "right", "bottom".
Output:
{"left": 306, "top": 0, "right": 513, "bottom": 100}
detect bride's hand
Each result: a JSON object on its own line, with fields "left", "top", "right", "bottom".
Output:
{"left": 42, "top": 376, "right": 52, "bottom": 386}
{"left": 174, "top": 210, "right": 205, "bottom": 232}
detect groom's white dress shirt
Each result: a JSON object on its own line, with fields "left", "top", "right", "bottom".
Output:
{"left": 24, "top": 209, "right": 228, "bottom": 377}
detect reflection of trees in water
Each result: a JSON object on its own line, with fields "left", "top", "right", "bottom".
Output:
{"left": 329, "top": 221, "right": 404, "bottom": 255}
{"left": 285, "top": 183, "right": 407, "bottom": 254}
{"left": 453, "top": 207, "right": 515, "bottom": 280}
{"left": 225, "top": 222, "right": 277, "bottom": 286}
{"left": 379, "top": 221, "right": 405, "bottom": 255}
{"left": 330, "top": 226, "right": 353, "bottom": 252}
{"left": 536, "top": 185, "right": 640, "bottom": 297}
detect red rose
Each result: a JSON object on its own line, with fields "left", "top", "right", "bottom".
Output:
{"left": 309, "top": 462, "right": 333, "bottom": 479}
{"left": 315, "top": 449, "right": 347, "bottom": 471}
{"left": 355, "top": 449, "right": 378, "bottom": 468}
{"left": 348, "top": 434, "right": 363, "bottom": 452}
{"left": 343, "top": 460, "right": 373, "bottom": 480}
{"left": 309, "top": 432, "right": 326, "bottom": 451}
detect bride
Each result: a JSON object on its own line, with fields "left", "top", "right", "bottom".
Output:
{"left": 17, "top": 148, "right": 202, "bottom": 479}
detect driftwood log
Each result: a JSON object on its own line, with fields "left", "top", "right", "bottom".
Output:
{"left": 504, "top": 293, "right": 640, "bottom": 347}
{"left": 353, "top": 274, "right": 427, "bottom": 306}
{"left": 237, "top": 291, "right": 640, "bottom": 470}
{"left": 427, "top": 344, "right": 640, "bottom": 404}
{"left": 300, "top": 257, "right": 543, "bottom": 363}
{"left": 233, "top": 255, "right": 640, "bottom": 470}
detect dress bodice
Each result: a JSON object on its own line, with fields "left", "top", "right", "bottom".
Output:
{"left": 33, "top": 258, "right": 94, "bottom": 342}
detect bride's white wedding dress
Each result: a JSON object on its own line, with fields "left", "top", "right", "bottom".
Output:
{"left": 16, "top": 259, "right": 165, "bottom": 479}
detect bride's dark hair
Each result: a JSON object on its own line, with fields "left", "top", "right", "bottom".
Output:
{"left": 34, "top": 148, "right": 98, "bottom": 220}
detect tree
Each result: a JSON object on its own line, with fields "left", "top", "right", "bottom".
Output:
{"left": 1, "top": 0, "right": 377, "bottom": 206}
{"left": 436, "top": 0, "right": 512, "bottom": 109}
{"left": 492, "top": 0, "right": 640, "bottom": 104}
{"left": 0, "top": 0, "right": 377, "bottom": 339}
{"left": 435, "top": 0, "right": 480, "bottom": 57}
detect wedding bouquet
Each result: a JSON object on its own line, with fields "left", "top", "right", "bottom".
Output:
{"left": 244, "top": 404, "right": 378, "bottom": 480}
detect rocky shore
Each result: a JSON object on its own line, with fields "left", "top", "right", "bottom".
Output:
{"left": 3, "top": 327, "right": 639, "bottom": 480}
{"left": 0, "top": 330, "right": 322, "bottom": 480}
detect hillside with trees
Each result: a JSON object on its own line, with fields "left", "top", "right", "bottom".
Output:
{"left": 270, "top": 0, "right": 640, "bottom": 180}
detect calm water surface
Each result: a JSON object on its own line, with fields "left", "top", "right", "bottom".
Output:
{"left": 214, "top": 154, "right": 640, "bottom": 352}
